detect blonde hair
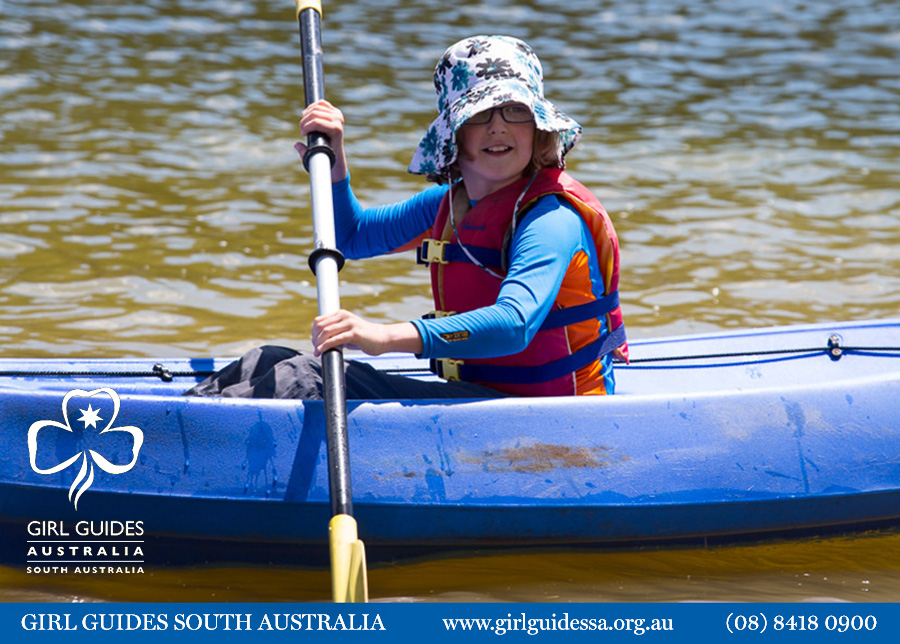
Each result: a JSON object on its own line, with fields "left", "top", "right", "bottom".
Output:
{"left": 528, "top": 130, "right": 564, "bottom": 174}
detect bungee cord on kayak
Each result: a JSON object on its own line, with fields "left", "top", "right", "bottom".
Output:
{"left": 2, "top": 341, "right": 899, "bottom": 380}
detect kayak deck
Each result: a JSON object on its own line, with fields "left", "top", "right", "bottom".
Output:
{"left": 0, "top": 317, "right": 898, "bottom": 397}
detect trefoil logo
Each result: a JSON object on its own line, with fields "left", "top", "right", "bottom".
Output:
{"left": 27, "top": 388, "right": 143, "bottom": 510}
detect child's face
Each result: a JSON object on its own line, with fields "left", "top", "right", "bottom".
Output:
{"left": 456, "top": 103, "right": 535, "bottom": 200}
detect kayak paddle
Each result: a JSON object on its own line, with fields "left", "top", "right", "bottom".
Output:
{"left": 294, "top": 0, "right": 368, "bottom": 603}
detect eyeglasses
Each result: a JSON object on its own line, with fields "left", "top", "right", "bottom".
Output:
{"left": 464, "top": 104, "right": 533, "bottom": 126}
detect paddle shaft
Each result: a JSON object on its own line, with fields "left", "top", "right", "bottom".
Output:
{"left": 297, "top": 3, "right": 353, "bottom": 518}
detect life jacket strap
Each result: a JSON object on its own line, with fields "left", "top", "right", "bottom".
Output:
{"left": 540, "top": 291, "right": 620, "bottom": 330}
{"left": 416, "top": 238, "right": 503, "bottom": 270}
{"left": 430, "top": 325, "right": 627, "bottom": 385}
{"left": 425, "top": 291, "right": 619, "bottom": 328}
{"left": 422, "top": 310, "right": 458, "bottom": 319}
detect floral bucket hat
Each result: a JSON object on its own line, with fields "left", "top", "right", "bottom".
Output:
{"left": 408, "top": 35, "right": 583, "bottom": 177}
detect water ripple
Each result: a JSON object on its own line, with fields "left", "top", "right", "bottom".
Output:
{"left": 1, "top": 0, "right": 898, "bottom": 351}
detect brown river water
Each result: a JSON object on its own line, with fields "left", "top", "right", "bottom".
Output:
{"left": 1, "top": 0, "right": 899, "bottom": 602}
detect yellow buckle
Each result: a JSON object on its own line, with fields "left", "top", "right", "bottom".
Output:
{"left": 420, "top": 239, "right": 448, "bottom": 264}
{"left": 425, "top": 310, "right": 457, "bottom": 319}
{"left": 438, "top": 358, "right": 463, "bottom": 381}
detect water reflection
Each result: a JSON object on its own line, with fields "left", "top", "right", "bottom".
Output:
{"left": 5, "top": 531, "right": 900, "bottom": 603}
{"left": 2, "top": 0, "right": 898, "bottom": 357}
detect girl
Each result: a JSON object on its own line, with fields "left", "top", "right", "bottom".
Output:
{"left": 187, "top": 35, "right": 625, "bottom": 399}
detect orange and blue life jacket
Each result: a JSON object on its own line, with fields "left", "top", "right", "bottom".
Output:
{"left": 416, "top": 168, "right": 626, "bottom": 396}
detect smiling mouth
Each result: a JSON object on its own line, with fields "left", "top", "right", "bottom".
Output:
{"left": 485, "top": 145, "right": 512, "bottom": 154}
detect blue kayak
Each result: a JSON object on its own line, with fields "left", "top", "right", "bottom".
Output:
{"left": 2, "top": 318, "right": 900, "bottom": 564}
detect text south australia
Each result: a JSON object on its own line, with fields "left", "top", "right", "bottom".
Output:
{"left": 21, "top": 613, "right": 386, "bottom": 632}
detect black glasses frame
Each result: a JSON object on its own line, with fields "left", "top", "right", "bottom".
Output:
{"left": 464, "top": 104, "right": 534, "bottom": 126}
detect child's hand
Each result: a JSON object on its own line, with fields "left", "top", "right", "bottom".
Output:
{"left": 312, "top": 310, "right": 423, "bottom": 357}
{"left": 295, "top": 100, "right": 349, "bottom": 183}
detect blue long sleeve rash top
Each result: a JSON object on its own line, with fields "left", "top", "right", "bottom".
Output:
{"left": 331, "top": 177, "right": 604, "bottom": 359}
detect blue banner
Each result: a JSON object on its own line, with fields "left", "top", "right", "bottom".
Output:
{"left": 2, "top": 603, "right": 894, "bottom": 643}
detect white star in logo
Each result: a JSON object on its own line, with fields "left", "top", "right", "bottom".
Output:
{"left": 77, "top": 404, "right": 103, "bottom": 429}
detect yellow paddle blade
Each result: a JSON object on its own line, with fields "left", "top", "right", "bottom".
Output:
{"left": 329, "top": 514, "right": 368, "bottom": 603}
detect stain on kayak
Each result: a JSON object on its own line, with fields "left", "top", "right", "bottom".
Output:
{"left": 464, "top": 443, "right": 612, "bottom": 473}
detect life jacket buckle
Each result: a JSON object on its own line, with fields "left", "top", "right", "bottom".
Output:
{"left": 422, "top": 310, "right": 457, "bottom": 319}
{"left": 434, "top": 357, "right": 463, "bottom": 381}
{"left": 417, "top": 239, "right": 448, "bottom": 264}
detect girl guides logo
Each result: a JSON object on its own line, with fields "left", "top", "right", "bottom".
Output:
{"left": 28, "top": 388, "right": 143, "bottom": 510}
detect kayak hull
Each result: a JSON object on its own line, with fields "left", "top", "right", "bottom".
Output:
{"left": 2, "top": 318, "right": 899, "bottom": 563}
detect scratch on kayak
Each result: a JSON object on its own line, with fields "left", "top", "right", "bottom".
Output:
{"left": 425, "top": 467, "right": 446, "bottom": 502}
{"left": 175, "top": 407, "right": 190, "bottom": 475}
{"left": 784, "top": 399, "right": 811, "bottom": 494}
{"left": 764, "top": 469, "right": 801, "bottom": 482}
{"left": 374, "top": 470, "right": 418, "bottom": 480}
{"left": 244, "top": 413, "right": 277, "bottom": 496}
{"left": 462, "top": 443, "right": 612, "bottom": 473}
